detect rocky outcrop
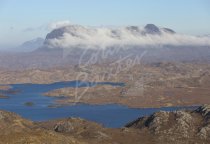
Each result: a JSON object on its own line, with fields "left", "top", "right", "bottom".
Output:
{"left": 195, "top": 104, "right": 210, "bottom": 140}
{"left": 126, "top": 105, "right": 210, "bottom": 143}
{"left": 195, "top": 104, "right": 210, "bottom": 118}
{"left": 53, "top": 118, "right": 103, "bottom": 134}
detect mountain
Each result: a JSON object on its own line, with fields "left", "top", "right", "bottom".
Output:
{"left": 41, "top": 23, "right": 210, "bottom": 65}
{"left": 0, "top": 24, "right": 210, "bottom": 70}
{"left": 42, "top": 23, "right": 209, "bottom": 54}
{"left": 43, "top": 24, "right": 179, "bottom": 49}
{"left": 16, "top": 37, "right": 44, "bottom": 52}
{"left": 44, "top": 24, "right": 176, "bottom": 45}
{"left": 44, "top": 24, "right": 207, "bottom": 48}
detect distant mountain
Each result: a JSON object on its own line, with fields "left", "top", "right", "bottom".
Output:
{"left": 16, "top": 37, "right": 44, "bottom": 52}
{"left": 44, "top": 24, "right": 177, "bottom": 48}
{"left": 43, "top": 23, "right": 210, "bottom": 51}
{"left": 45, "top": 24, "right": 176, "bottom": 40}
{"left": 0, "top": 24, "right": 210, "bottom": 70}
{"left": 0, "top": 38, "right": 44, "bottom": 53}
{"left": 41, "top": 23, "right": 210, "bottom": 64}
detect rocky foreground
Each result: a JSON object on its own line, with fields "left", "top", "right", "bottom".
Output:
{"left": 0, "top": 105, "right": 210, "bottom": 144}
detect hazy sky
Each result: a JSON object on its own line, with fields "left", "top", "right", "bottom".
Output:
{"left": 0, "top": 0, "right": 210, "bottom": 46}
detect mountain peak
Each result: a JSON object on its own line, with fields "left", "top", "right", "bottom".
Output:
{"left": 144, "top": 24, "right": 161, "bottom": 34}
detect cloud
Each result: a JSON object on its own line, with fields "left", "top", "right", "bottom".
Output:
{"left": 23, "top": 21, "right": 72, "bottom": 33}
{"left": 48, "top": 20, "right": 72, "bottom": 30}
{"left": 45, "top": 24, "right": 210, "bottom": 49}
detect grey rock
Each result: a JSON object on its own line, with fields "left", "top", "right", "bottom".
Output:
{"left": 144, "top": 24, "right": 161, "bottom": 35}
{"left": 54, "top": 121, "right": 74, "bottom": 133}
{"left": 196, "top": 104, "right": 210, "bottom": 118}
{"left": 125, "top": 105, "right": 210, "bottom": 143}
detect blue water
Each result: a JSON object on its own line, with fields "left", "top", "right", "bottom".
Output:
{"left": 0, "top": 81, "right": 197, "bottom": 128}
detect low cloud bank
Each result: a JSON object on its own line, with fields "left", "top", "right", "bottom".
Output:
{"left": 45, "top": 23, "right": 210, "bottom": 49}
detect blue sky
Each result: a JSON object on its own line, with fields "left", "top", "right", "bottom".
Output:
{"left": 0, "top": 0, "right": 210, "bottom": 46}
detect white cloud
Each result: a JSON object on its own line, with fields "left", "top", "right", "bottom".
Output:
{"left": 45, "top": 24, "right": 210, "bottom": 49}
{"left": 48, "top": 20, "right": 72, "bottom": 30}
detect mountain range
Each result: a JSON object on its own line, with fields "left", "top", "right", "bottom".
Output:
{"left": 0, "top": 24, "right": 210, "bottom": 69}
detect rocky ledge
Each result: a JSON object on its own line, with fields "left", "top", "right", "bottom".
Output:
{"left": 0, "top": 105, "right": 210, "bottom": 144}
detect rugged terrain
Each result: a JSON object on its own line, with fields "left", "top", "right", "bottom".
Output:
{"left": 0, "top": 105, "right": 210, "bottom": 144}
{"left": 1, "top": 62, "right": 210, "bottom": 107}
{"left": 41, "top": 62, "right": 210, "bottom": 108}
{"left": 0, "top": 24, "right": 210, "bottom": 69}
{"left": 125, "top": 104, "right": 210, "bottom": 144}
{"left": 0, "top": 24, "right": 210, "bottom": 108}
